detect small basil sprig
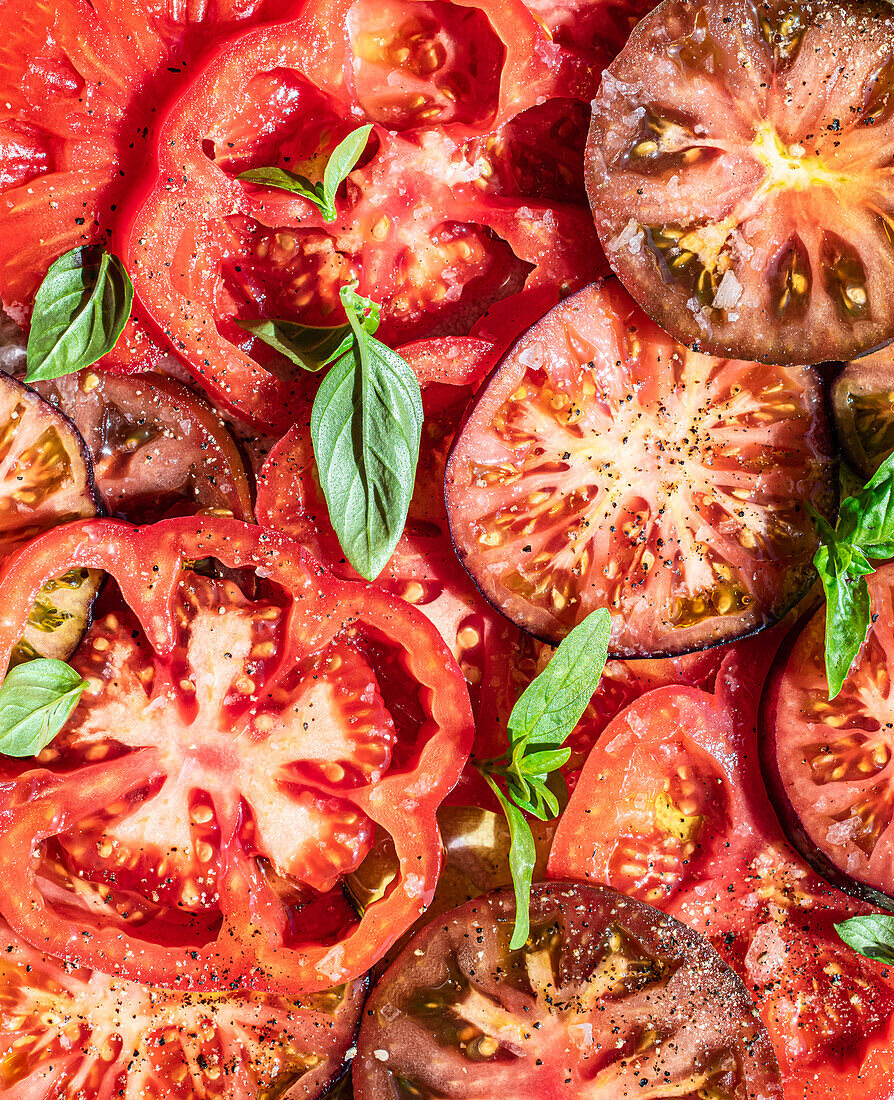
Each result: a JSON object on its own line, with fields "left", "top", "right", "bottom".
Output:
{"left": 835, "top": 914, "right": 894, "bottom": 964}
{"left": 310, "top": 284, "right": 422, "bottom": 581}
{"left": 238, "top": 125, "right": 373, "bottom": 223}
{"left": 810, "top": 451, "right": 894, "bottom": 698}
{"left": 0, "top": 658, "right": 87, "bottom": 757}
{"left": 25, "top": 247, "right": 133, "bottom": 383}
{"left": 478, "top": 609, "right": 612, "bottom": 948}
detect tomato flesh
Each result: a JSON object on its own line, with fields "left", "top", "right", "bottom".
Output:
{"left": 831, "top": 350, "right": 894, "bottom": 479}
{"left": 445, "top": 278, "right": 835, "bottom": 655}
{"left": 586, "top": 0, "right": 894, "bottom": 364}
{"left": 762, "top": 563, "right": 894, "bottom": 905}
{"left": 353, "top": 881, "right": 783, "bottom": 1099}
{"left": 0, "top": 516, "right": 473, "bottom": 992}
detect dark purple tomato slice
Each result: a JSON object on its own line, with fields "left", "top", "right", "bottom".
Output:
{"left": 586, "top": 0, "right": 894, "bottom": 365}
{"left": 762, "top": 562, "right": 894, "bottom": 905}
{"left": 445, "top": 278, "right": 835, "bottom": 656}
{"left": 831, "top": 349, "right": 894, "bottom": 478}
{"left": 32, "top": 369, "right": 254, "bottom": 523}
{"left": 353, "top": 881, "right": 783, "bottom": 1099}
{"left": 0, "top": 372, "right": 101, "bottom": 663}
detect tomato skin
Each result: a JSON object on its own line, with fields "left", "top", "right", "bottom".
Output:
{"left": 548, "top": 635, "right": 894, "bottom": 1097}
{"left": 0, "top": 516, "right": 473, "bottom": 993}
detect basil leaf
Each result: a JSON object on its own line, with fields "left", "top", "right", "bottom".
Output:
{"left": 25, "top": 248, "right": 133, "bottom": 383}
{"left": 236, "top": 318, "right": 351, "bottom": 372}
{"left": 236, "top": 166, "right": 323, "bottom": 205}
{"left": 310, "top": 286, "right": 423, "bottom": 581}
{"left": 485, "top": 775, "right": 537, "bottom": 950}
{"left": 0, "top": 658, "right": 87, "bottom": 757}
{"left": 520, "top": 746, "right": 572, "bottom": 776}
{"left": 847, "top": 453, "right": 894, "bottom": 549}
{"left": 238, "top": 125, "right": 372, "bottom": 223}
{"left": 835, "top": 914, "right": 894, "bottom": 964}
{"left": 814, "top": 542, "right": 872, "bottom": 699}
{"left": 321, "top": 125, "right": 373, "bottom": 221}
{"left": 508, "top": 608, "right": 611, "bottom": 747}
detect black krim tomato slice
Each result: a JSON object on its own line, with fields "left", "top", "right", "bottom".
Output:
{"left": 0, "top": 916, "right": 364, "bottom": 1099}
{"left": 831, "top": 349, "right": 894, "bottom": 478}
{"left": 32, "top": 369, "right": 254, "bottom": 523}
{"left": 0, "top": 371, "right": 101, "bottom": 664}
{"left": 122, "top": 14, "right": 604, "bottom": 427}
{"left": 548, "top": 636, "right": 894, "bottom": 1097}
{"left": 762, "top": 562, "right": 894, "bottom": 906}
{"left": 352, "top": 881, "right": 783, "bottom": 1100}
{"left": 445, "top": 278, "right": 835, "bottom": 656}
{"left": 0, "top": 516, "right": 473, "bottom": 993}
{"left": 586, "top": 0, "right": 894, "bottom": 365}
{"left": 0, "top": 0, "right": 297, "bottom": 320}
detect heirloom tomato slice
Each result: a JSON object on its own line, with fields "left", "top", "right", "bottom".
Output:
{"left": 587, "top": 0, "right": 894, "bottom": 364}
{"left": 0, "top": 0, "right": 296, "bottom": 319}
{"left": 353, "top": 881, "right": 783, "bottom": 1100}
{"left": 123, "top": 13, "right": 602, "bottom": 426}
{"left": 548, "top": 637, "right": 894, "bottom": 1097}
{"left": 0, "top": 516, "right": 473, "bottom": 993}
{"left": 33, "top": 370, "right": 254, "bottom": 523}
{"left": 831, "top": 349, "right": 894, "bottom": 478}
{"left": 445, "top": 278, "right": 835, "bottom": 656}
{"left": 762, "top": 561, "right": 894, "bottom": 906}
{"left": 0, "top": 918, "right": 364, "bottom": 1099}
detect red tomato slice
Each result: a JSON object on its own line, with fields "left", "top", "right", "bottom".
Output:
{"left": 446, "top": 278, "right": 835, "bottom": 656}
{"left": 586, "top": 0, "right": 894, "bottom": 365}
{"left": 548, "top": 636, "right": 894, "bottom": 1096}
{"left": 353, "top": 881, "right": 783, "bottom": 1099}
{"left": 0, "top": 0, "right": 295, "bottom": 319}
{"left": 0, "top": 516, "right": 473, "bottom": 993}
{"left": 122, "top": 17, "right": 603, "bottom": 426}
{"left": 33, "top": 370, "right": 254, "bottom": 523}
{"left": 762, "top": 563, "right": 894, "bottom": 907}
{"left": 0, "top": 917, "right": 364, "bottom": 1098}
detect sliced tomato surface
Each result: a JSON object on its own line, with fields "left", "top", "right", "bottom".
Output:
{"left": 122, "top": 11, "right": 604, "bottom": 426}
{"left": 353, "top": 881, "right": 782, "bottom": 1099}
{"left": 0, "top": 917, "right": 364, "bottom": 1099}
{"left": 548, "top": 638, "right": 894, "bottom": 1097}
{"left": 762, "top": 562, "right": 894, "bottom": 906}
{"left": 831, "top": 349, "right": 894, "bottom": 478}
{"left": 0, "top": 371, "right": 101, "bottom": 663}
{"left": 445, "top": 278, "right": 835, "bottom": 656}
{"left": 0, "top": 0, "right": 298, "bottom": 319}
{"left": 33, "top": 369, "right": 254, "bottom": 523}
{"left": 587, "top": 0, "right": 894, "bottom": 364}
{"left": 0, "top": 516, "right": 473, "bottom": 993}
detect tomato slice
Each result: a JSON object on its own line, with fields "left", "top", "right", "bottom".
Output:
{"left": 33, "top": 370, "right": 254, "bottom": 523}
{"left": 353, "top": 881, "right": 783, "bottom": 1099}
{"left": 548, "top": 637, "right": 894, "bottom": 1096}
{"left": 0, "top": 0, "right": 295, "bottom": 319}
{"left": 445, "top": 278, "right": 835, "bottom": 656}
{"left": 122, "top": 16, "right": 603, "bottom": 426}
{"left": 0, "top": 516, "right": 473, "bottom": 993}
{"left": 762, "top": 564, "right": 894, "bottom": 906}
{"left": 586, "top": 0, "right": 894, "bottom": 364}
{"left": 0, "top": 917, "right": 364, "bottom": 1098}
{"left": 831, "top": 350, "right": 894, "bottom": 479}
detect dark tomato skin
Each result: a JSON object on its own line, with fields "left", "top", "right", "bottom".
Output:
{"left": 548, "top": 632, "right": 894, "bottom": 1097}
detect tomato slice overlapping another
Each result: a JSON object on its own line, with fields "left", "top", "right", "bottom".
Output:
{"left": 548, "top": 637, "right": 894, "bottom": 1097}
{"left": 0, "top": 516, "right": 473, "bottom": 993}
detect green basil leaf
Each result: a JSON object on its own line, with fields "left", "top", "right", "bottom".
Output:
{"left": 819, "top": 556, "right": 871, "bottom": 699}
{"left": 520, "top": 746, "right": 572, "bottom": 776}
{"left": 508, "top": 608, "right": 611, "bottom": 747}
{"left": 25, "top": 248, "right": 133, "bottom": 383}
{"left": 236, "top": 318, "right": 352, "bottom": 372}
{"left": 310, "top": 286, "right": 423, "bottom": 581}
{"left": 321, "top": 125, "right": 373, "bottom": 221}
{"left": 835, "top": 914, "right": 894, "bottom": 964}
{"left": 485, "top": 775, "right": 537, "bottom": 950}
{"left": 0, "top": 658, "right": 87, "bottom": 757}
{"left": 236, "top": 166, "right": 324, "bottom": 204}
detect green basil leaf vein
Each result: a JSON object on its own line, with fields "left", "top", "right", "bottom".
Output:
{"left": 835, "top": 914, "right": 894, "bottom": 964}
{"left": 0, "top": 658, "right": 88, "bottom": 757}
{"left": 25, "top": 247, "right": 133, "bottom": 383}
